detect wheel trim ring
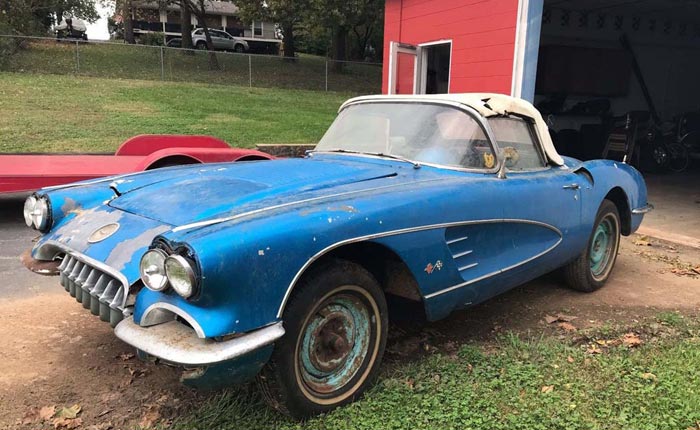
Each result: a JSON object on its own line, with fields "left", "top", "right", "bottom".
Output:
{"left": 293, "top": 285, "right": 382, "bottom": 405}
{"left": 589, "top": 214, "right": 620, "bottom": 282}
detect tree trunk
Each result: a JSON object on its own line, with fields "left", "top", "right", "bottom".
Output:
{"left": 200, "top": 24, "right": 219, "bottom": 70}
{"left": 123, "top": 0, "right": 135, "bottom": 44}
{"left": 180, "top": 5, "right": 192, "bottom": 49}
{"left": 331, "top": 27, "right": 348, "bottom": 72}
{"left": 282, "top": 23, "right": 296, "bottom": 60}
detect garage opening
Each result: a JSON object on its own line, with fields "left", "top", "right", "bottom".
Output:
{"left": 533, "top": 0, "right": 700, "bottom": 242}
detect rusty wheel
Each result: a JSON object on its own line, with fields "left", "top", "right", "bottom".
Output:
{"left": 258, "top": 259, "right": 387, "bottom": 418}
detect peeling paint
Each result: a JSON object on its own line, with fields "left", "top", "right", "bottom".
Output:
{"left": 106, "top": 225, "right": 171, "bottom": 271}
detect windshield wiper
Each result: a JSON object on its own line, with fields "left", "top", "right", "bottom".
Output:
{"left": 311, "top": 149, "right": 421, "bottom": 169}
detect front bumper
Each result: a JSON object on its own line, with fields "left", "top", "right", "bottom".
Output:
{"left": 114, "top": 317, "right": 285, "bottom": 366}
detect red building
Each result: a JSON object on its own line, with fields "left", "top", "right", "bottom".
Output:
{"left": 382, "top": 0, "right": 700, "bottom": 118}
{"left": 383, "top": 0, "right": 530, "bottom": 97}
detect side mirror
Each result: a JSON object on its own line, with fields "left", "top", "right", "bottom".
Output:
{"left": 497, "top": 149, "right": 511, "bottom": 179}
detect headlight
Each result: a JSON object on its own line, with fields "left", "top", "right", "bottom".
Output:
{"left": 165, "top": 255, "right": 198, "bottom": 298}
{"left": 23, "top": 195, "right": 51, "bottom": 231}
{"left": 23, "top": 195, "right": 37, "bottom": 227}
{"left": 140, "top": 249, "right": 169, "bottom": 291}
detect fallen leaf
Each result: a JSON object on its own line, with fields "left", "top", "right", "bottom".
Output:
{"left": 53, "top": 417, "right": 83, "bottom": 429}
{"left": 640, "top": 372, "right": 657, "bottom": 381}
{"left": 556, "top": 314, "right": 578, "bottom": 322}
{"left": 96, "top": 409, "right": 112, "bottom": 418}
{"left": 55, "top": 405, "right": 81, "bottom": 420}
{"left": 405, "top": 378, "right": 414, "bottom": 389}
{"left": 545, "top": 315, "right": 558, "bottom": 324}
{"left": 39, "top": 405, "right": 57, "bottom": 421}
{"left": 566, "top": 356, "right": 575, "bottom": 363}
{"left": 20, "top": 408, "right": 39, "bottom": 425}
{"left": 118, "top": 353, "right": 135, "bottom": 361}
{"left": 622, "top": 333, "right": 642, "bottom": 348}
{"left": 139, "top": 408, "right": 161, "bottom": 429}
{"left": 558, "top": 322, "right": 577, "bottom": 332}
{"left": 541, "top": 385, "right": 554, "bottom": 393}
{"left": 432, "top": 374, "right": 441, "bottom": 384}
{"left": 586, "top": 345, "right": 603, "bottom": 355}
{"left": 466, "top": 363, "right": 473, "bottom": 373}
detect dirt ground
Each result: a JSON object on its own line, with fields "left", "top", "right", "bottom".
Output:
{"left": 1, "top": 235, "right": 698, "bottom": 430}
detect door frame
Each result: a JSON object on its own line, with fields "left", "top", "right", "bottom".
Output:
{"left": 387, "top": 41, "right": 420, "bottom": 95}
{"left": 417, "top": 39, "right": 453, "bottom": 94}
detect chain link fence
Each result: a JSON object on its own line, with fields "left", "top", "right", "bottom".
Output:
{"left": 0, "top": 35, "right": 382, "bottom": 94}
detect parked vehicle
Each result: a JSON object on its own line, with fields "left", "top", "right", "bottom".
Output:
{"left": 22, "top": 93, "right": 652, "bottom": 418}
{"left": 192, "top": 28, "right": 248, "bottom": 52}
{"left": 54, "top": 16, "right": 88, "bottom": 41}
{"left": 0, "top": 134, "right": 272, "bottom": 194}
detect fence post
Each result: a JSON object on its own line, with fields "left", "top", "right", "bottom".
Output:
{"left": 248, "top": 55, "right": 252, "bottom": 88}
{"left": 325, "top": 60, "right": 328, "bottom": 92}
{"left": 160, "top": 46, "right": 165, "bottom": 81}
{"left": 75, "top": 40, "right": 80, "bottom": 74}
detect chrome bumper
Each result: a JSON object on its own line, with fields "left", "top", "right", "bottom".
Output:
{"left": 114, "top": 317, "right": 285, "bottom": 366}
{"left": 632, "top": 203, "right": 654, "bottom": 214}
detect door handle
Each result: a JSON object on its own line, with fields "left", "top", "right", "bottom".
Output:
{"left": 563, "top": 183, "right": 580, "bottom": 190}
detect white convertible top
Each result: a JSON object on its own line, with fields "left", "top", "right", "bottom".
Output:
{"left": 342, "top": 93, "right": 564, "bottom": 166}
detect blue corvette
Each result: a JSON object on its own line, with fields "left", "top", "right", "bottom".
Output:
{"left": 23, "top": 93, "right": 652, "bottom": 417}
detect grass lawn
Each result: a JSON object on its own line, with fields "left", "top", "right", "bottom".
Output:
{"left": 0, "top": 39, "right": 382, "bottom": 93}
{"left": 0, "top": 72, "right": 349, "bottom": 153}
{"left": 174, "top": 314, "right": 700, "bottom": 430}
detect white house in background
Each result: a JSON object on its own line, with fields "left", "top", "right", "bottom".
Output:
{"left": 130, "top": 1, "right": 281, "bottom": 54}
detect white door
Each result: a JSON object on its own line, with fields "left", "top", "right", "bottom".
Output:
{"left": 388, "top": 42, "right": 422, "bottom": 95}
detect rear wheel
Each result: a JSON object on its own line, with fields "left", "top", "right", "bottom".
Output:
{"left": 563, "top": 199, "right": 621, "bottom": 292}
{"left": 258, "top": 260, "right": 387, "bottom": 418}
{"left": 195, "top": 41, "right": 207, "bottom": 50}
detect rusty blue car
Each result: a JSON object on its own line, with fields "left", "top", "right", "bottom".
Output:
{"left": 23, "top": 93, "right": 652, "bottom": 417}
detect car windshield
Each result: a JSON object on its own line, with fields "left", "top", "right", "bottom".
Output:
{"left": 315, "top": 102, "right": 495, "bottom": 169}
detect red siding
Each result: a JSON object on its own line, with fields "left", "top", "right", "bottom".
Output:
{"left": 383, "top": 0, "right": 519, "bottom": 94}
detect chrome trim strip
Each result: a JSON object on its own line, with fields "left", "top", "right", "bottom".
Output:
{"left": 424, "top": 236, "right": 563, "bottom": 300}
{"left": 458, "top": 262, "right": 479, "bottom": 271}
{"left": 453, "top": 249, "right": 473, "bottom": 258}
{"left": 277, "top": 218, "right": 562, "bottom": 318}
{"left": 114, "top": 318, "right": 285, "bottom": 366}
{"left": 446, "top": 236, "right": 469, "bottom": 245}
{"left": 37, "top": 240, "right": 129, "bottom": 292}
{"left": 141, "top": 302, "right": 206, "bottom": 338}
{"left": 632, "top": 203, "right": 654, "bottom": 214}
{"left": 173, "top": 178, "right": 447, "bottom": 233}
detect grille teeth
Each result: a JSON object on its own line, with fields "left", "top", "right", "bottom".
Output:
{"left": 58, "top": 253, "right": 126, "bottom": 327}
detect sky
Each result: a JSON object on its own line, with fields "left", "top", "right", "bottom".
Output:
{"left": 86, "top": 2, "right": 113, "bottom": 40}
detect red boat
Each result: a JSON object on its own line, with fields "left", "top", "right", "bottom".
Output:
{"left": 0, "top": 134, "right": 273, "bottom": 194}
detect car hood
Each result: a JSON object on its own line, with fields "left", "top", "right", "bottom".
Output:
{"left": 108, "top": 157, "right": 400, "bottom": 226}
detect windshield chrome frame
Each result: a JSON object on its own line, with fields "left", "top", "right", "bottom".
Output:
{"left": 313, "top": 99, "right": 504, "bottom": 175}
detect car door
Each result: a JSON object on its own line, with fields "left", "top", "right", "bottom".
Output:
{"left": 487, "top": 116, "right": 585, "bottom": 297}
{"left": 210, "top": 30, "right": 225, "bottom": 49}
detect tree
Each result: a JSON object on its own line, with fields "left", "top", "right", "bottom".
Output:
{"left": 307, "top": 0, "right": 383, "bottom": 68}
{"left": 180, "top": 3, "right": 192, "bottom": 49}
{"left": 170, "top": 0, "right": 219, "bottom": 69}
{"left": 0, "top": 0, "right": 98, "bottom": 35}
{"left": 237, "top": 0, "right": 309, "bottom": 59}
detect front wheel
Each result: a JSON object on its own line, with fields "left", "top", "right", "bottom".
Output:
{"left": 258, "top": 259, "right": 388, "bottom": 418}
{"left": 233, "top": 44, "right": 245, "bottom": 53}
{"left": 563, "top": 199, "right": 621, "bottom": 292}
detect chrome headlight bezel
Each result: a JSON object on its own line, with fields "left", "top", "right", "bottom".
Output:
{"left": 165, "top": 254, "right": 198, "bottom": 299}
{"left": 139, "top": 248, "right": 169, "bottom": 291}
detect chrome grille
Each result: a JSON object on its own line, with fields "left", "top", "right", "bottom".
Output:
{"left": 58, "top": 253, "right": 126, "bottom": 327}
